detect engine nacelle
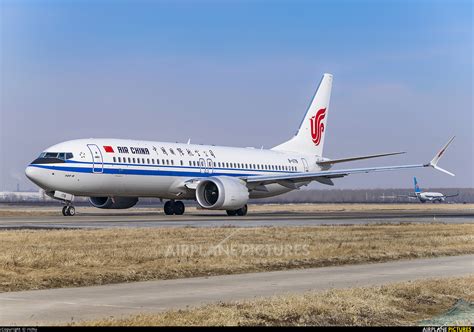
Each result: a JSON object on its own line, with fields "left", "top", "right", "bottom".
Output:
{"left": 196, "top": 176, "right": 249, "bottom": 210}
{"left": 89, "top": 196, "right": 139, "bottom": 209}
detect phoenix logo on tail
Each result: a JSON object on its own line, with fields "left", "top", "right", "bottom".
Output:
{"left": 310, "top": 108, "right": 326, "bottom": 146}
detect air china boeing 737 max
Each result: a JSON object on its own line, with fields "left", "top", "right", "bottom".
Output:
{"left": 25, "top": 74, "right": 455, "bottom": 216}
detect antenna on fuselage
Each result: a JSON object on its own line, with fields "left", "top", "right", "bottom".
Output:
{"left": 187, "top": 138, "right": 191, "bottom": 144}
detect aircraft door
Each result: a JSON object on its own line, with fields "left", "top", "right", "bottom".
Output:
{"left": 87, "top": 144, "right": 103, "bottom": 173}
{"left": 207, "top": 158, "right": 214, "bottom": 174}
{"left": 199, "top": 158, "right": 207, "bottom": 173}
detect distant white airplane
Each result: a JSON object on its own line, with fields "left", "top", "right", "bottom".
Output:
{"left": 25, "top": 73, "right": 455, "bottom": 216}
{"left": 397, "top": 177, "right": 459, "bottom": 203}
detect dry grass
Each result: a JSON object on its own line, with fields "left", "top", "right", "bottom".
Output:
{"left": 81, "top": 275, "right": 474, "bottom": 326}
{"left": 0, "top": 203, "right": 472, "bottom": 216}
{"left": 1, "top": 224, "right": 473, "bottom": 292}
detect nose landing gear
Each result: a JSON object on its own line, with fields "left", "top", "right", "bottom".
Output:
{"left": 62, "top": 204, "right": 76, "bottom": 216}
{"left": 45, "top": 190, "right": 76, "bottom": 217}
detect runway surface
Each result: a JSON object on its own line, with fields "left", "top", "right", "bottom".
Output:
{"left": 0, "top": 209, "right": 473, "bottom": 229}
{"left": 1, "top": 254, "right": 473, "bottom": 325}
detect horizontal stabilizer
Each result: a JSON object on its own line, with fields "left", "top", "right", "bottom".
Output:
{"left": 317, "top": 151, "right": 405, "bottom": 166}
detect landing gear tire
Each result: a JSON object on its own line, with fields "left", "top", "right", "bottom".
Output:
{"left": 236, "top": 204, "right": 248, "bottom": 216}
{"left": 226, "top": 210, "right": 237, "bottom": 216}
{"left": 227, "top": 205, "right": 248, "bottom": 216}
{"left": 174, "top": 201, "right": 185, "bottom": 215}
{"left": 67, "top": 206, "right": 76, "bottom": 216}
{"left": 164, "top": 201, "right": 175, "bottom": 215}
{"left": 62, "top": 205, "right": 75, "bottom": 216}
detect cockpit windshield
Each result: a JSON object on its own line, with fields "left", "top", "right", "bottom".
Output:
{"left": 38, "top": 152, "right": 74, "bottom": 160}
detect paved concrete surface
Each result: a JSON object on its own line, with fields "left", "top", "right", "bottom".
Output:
{"left": 0, "top": 209, "right": 473, "bottom": 229}
{"left": 1, "top": 255, "right": 473, "bottom": 325}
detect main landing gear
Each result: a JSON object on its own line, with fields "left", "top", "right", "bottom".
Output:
{"left": 62, "top": 204, "right": 76, "bottom": 216}
{"left": 164, "top": 200, "right": 185, "bottom": 215}
{"left": 226, "top": 204, "right": 248, "bottom": 216}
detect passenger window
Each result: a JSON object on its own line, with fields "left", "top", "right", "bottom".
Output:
{"left": 162, "top": 159, "right": 165, "bottom": 165}
{"left": 171, "top": 160, "right": 174, "bottom": 165}
{"left": 147, "top": 158, "right": 150, "bottom": 164}
{"left": 133, "top": 158, "right": 136, "bottom": 163}
{"left": 113, "top": 157, "right": 116, "bottom": 162}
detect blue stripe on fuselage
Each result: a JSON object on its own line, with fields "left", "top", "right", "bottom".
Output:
{"left": 28, "top": 164, "right": 264, "bottom": 178}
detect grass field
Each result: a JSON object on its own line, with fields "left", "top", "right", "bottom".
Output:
{"left": 1, "top": 223, "right": 473, "bottom": 292}
{"left": 80, "top": 275, "right": 474, "bottom": 326}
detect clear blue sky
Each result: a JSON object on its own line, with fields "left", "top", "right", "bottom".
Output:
{"left": 1, "top": 0, "right": 472, "bottom": 190}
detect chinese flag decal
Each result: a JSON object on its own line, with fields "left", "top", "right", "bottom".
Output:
{"left": 103, "top": 146, "right": 114, "bottom": 153}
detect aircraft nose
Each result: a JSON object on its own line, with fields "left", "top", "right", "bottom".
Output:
{"left": 25, "top": 166, "right": 41, "bottom": 186}
{"left": 25, "top": 165, "right": 54, "bottom": 190}
{"left": 25, "top": 166, "right": 35, "bottom": 180}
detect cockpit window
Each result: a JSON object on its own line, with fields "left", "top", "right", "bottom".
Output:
{"left": 39, "top": 152, "right": 74, "bottom": 160}
{"left": 40, "top": 152, "right": 58, "bottom": 158}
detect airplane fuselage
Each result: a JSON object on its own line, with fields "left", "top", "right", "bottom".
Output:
{"left": 26, "top": 138, "right": 329, "bottom": 200}
{"left": 416, "top": 192, "right": 446, "bottom": 203}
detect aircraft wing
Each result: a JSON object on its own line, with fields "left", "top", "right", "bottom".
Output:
{"left": 444, "top": 192, "right": 459, "bottom": 198}
{"left": 394, "top": 194, "right": 417, "bottom": 198}
{"left": 244, "top": 137, "right": 455, "bottom": 188}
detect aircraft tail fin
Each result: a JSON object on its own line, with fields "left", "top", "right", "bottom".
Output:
{"left": 414, "top": 177, "right": 421, "bottom": 193}
{"left": 272, "top": 73, "right": 333, "bottom": 156}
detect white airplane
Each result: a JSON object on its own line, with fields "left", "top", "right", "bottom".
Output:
{"left": 25, "top": 73, "right": 455, "bottom": 216}
{"left": 398, "top": 177, "right": 459, "bottom": 203}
